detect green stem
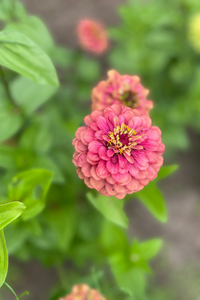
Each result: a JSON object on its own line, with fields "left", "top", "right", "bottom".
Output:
{"left": 4, "top": 282, "right": 29, "bottom": 300}
{"left": 55, "top": 265, "right": 67, "bottom": 290}
{"left": 0, "top": 66, "right": 16, "bottom": 108}
{"left": 4, "top": 282, "right": 18, "bottom": 300}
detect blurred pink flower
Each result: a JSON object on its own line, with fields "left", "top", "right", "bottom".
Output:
{"left": 59, "top": 284, "right": 106, "bottom": 300}
{"left": 72, "top": 104, "right": 165, "bottom": 199}
{"left": 77, "top": 19, "right": 108, "bottom": 54}
{"left": 92, "top": 70, "right": 153, "bottom": 114}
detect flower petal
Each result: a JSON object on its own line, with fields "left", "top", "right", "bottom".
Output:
{"left": 96, "top": 160, "right": 110, "bottom": 179}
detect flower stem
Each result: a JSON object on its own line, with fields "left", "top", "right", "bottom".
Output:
{"left": 4, "top": 282, "right": 29, "bottom": 300}
{"left": 0, "top": 66, "right": 16, "bottom": 108}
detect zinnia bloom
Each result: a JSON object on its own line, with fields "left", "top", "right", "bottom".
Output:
{"left": 72, "top": 104, "right": 165, "bottom": 199}
{"left": 77, "top": 19, "right": 108, "bottom": 54}
{"left": 188, "top": 13, "right": 200, "bottom": 53}
{"left": 92, "top": 70, "right": 153, "bottom": 114}
{"left": 59, "top": 284, "right": 106, "bottom": 300}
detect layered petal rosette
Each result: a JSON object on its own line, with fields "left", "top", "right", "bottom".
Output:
{"left": 92, "top": 70, "right": 153, "bottom": 114}
{"left": 72, "top": 104, "right": 165, "bottom": 199}
{"left": 77, "top": 19, "right": 108, "bottom": 54}
{"left": 59, "top": 284, "right": 106, "bottom": 300}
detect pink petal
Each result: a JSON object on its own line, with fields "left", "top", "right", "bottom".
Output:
{"left": 141, "top": 140, "right": 158, "bottom": 151}
{"left": 105, "top": 182, "right": 117, "bottom": 196}
{"left": 96, "top": 160, "right": 110, "bottom": 179}
{"left": 145, "top": 151, "right": 157, "bottom": 164}
{"left": 75, "top": 140, "right": 88, "bottom": 153}
{"left": 115, "top": 193, "right": 126, "bottom": 199}
{"left": 90, "top": 122, "right": 99, "bottom": 131}
{"left": 87, "top": 151, "right": 100, "bottom": 163}
{"left": 99, "top": 187, "right": 110, "bottom": 197}
{"left": 84, "top": 115, "right": 93, "bottom": 126}
{"left": 76, "top": 152, "right": 87, "bottom": 167}
{"left": 81, "top": 128, "right": 95, "bottom": 144}
{"left": 76, "top": 168, "right": 84, "bottom": 179}
{"left": 118, "top": 114, "right": 126, "bottom": 125}
{"left": 90, "top": 165, "right": 101, "bottom": 181}
{"left": 126, "top": 177, "right": 139, "bottom": 191}
{"left": 90, "top": 178, "right": 105, "bottom": 191}
{"left": 132, "top": 151, "right": 149, "bottom": 170}
{"left": 106, "top": 176, "right": 115, "bottom": 184}
{"left": 118, "top": 155, "right": 129, "bottom": 169}
{"left": 150, "top": 154, "right": 164, "bottom": 168}
{"left": 107, "top": 149, "right": 115, "bottom": 157}
{"left": 106, "top": 160, "right": 119, "bottom": 174}
{"left": 124, "top": 152, "right": 134, "bottom": 164}
{"left": 81, "top": 162, "right": 91, "bottom": 177}
{"left": 111, "top": 103, "right": 122, "bottom": 116}
{"left": 140, "top": 178, "right": 149, "bottom": 186}
{"left": 129, "top": 164, "right": 140, "bottom": 178}
{"left": 157, "top": 143, "right": 165, "bottom": 153}
{"left": 112, "top": 172, "right": 131, "bottom": 185}
{"left": 113, "top": 184, "right": 127, "bottom": 194}
{"left": 75, "top": 126, "right": 86, "bottom": 139}
{"left": 99, "top": 146, "right": 109, "bottom": 161}
{"left": 91, "top": 110, "right": 103, "bottom": 121}
{"left": 84, "top": 177, "right": 93, "bottom": 189}
{"left": 88, "top": 141, "right": 103, "bottom": 153}
{"left": 96, "top": 116, "right": 110, "bottom": 133}
{"left": 147, "top": 129, "right": 160, "bottom": 141}
{"left": 146, "top": 165, "right": 157, "bottom": 180}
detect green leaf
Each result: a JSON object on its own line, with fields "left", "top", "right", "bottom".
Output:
{"left": 8, "top": 169, "right": 53, "bottom": 220}
{"left": 135, "top": 182, "right": 167, "bottom": 223}
{"left": 87, "top": 193, "right": 128, "bottom": 228}
{"left": 6, "top": 16, "right": 54, "bottom": 54}
{"left": 0, "top": 0, "right": 26, "bottom": 22}
{"left": 156, "top": 165, "right": 179, "bottom": 181}
{"left": 0, "top": 202, "right": 26, "bottom": 230}
{"left": 0, "top": 103, "right": 23, "bottom": 142}
{"left": 130, "top": 238, "right": 163, "bottom": 261}
{"left": 0, "top": 230, "right": 8, "bottom": 288}
{"left": 109, "top": 255, "right": 147, "bottom": 299}
{"left": 11, "top": 76, "right": 57, "bottom": 115}
{"left": 0, "top": 30, "right": 59, "bottom": 86}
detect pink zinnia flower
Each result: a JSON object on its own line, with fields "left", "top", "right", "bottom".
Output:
{"left": 92, "top": 70, "right": 153, "bottom": 114}
{"left": 72, "top": 104, "right": 165, "bottom": 199}
{"left": 59, "top": 284, "right": 106, "bottom": 300}
{"left": 77, "top": 19, "right": 108, "bottom": 54}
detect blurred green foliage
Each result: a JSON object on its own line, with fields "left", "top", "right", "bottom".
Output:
{"left": 109, "top": 0, "right": 200, "bottom": 155}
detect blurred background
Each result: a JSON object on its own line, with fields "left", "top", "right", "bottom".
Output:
{"left": 0, "top": 0, "right": 200, "bottom": 299}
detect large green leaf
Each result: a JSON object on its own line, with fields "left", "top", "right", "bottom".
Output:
{"left": 6, "top": 16, "right": 54, "bottom": 54}
{"left": 0, "top": 230, "right": 8, "bottom": 288}
{"left": 0, "top": 201, "right": 26, "bottom": 230}
{"left": 156, "top": 164, "right": 179, "bottom": 181}
{"left": 130, "top": 238, "right": 163, "bottom": 261}
{"left": 8, "top": 169, "right": 53, "bottom": 220}
{"left": 0, "top": 30, "right": 59, "bottom": 86}
{"left": 135, "top": 182, "right": 167, "bottom": 223}
{"left": 11, "top": 76, "right": 57, "bottom": 115}
{"left": 87, "top": 193, "right": 128, "bottom": 228}
{"left": 0, "top": 0, "right": 26, "bottom": 22}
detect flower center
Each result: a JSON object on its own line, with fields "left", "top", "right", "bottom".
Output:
{"left": 107, "top": 123, "right": 137, "bottom": 154}
{"left": 120, "top": 91, "right": 139, "bottom": 108}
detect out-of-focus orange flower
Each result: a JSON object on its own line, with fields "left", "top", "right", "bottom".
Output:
{"left": 59, "top": 284, "right": 106, "bottom": 300}
{"left": 77, "top": 19, "right": 108, "bottom": 54}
